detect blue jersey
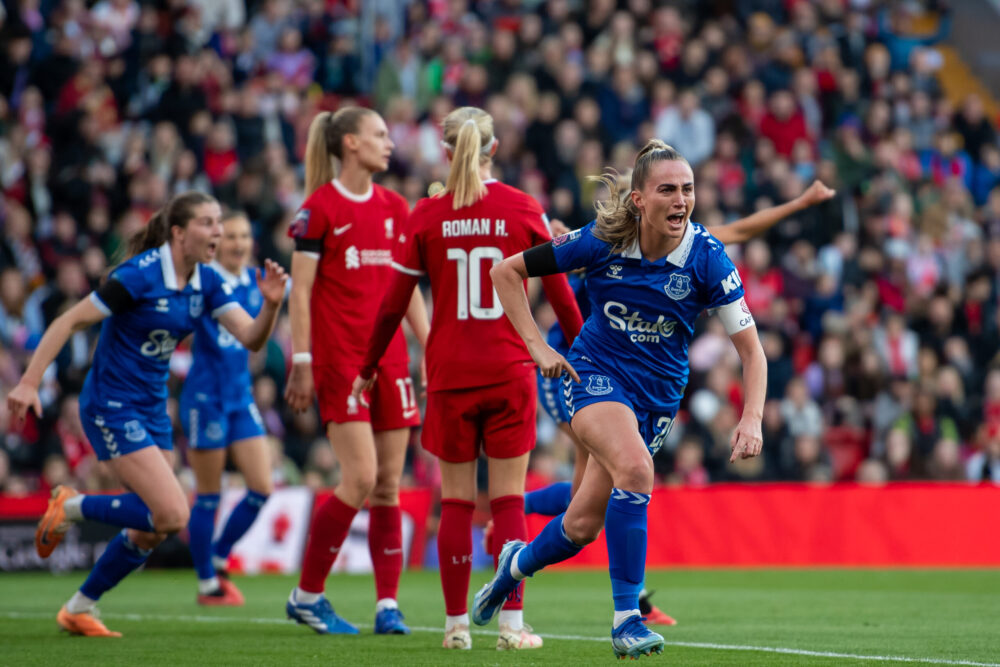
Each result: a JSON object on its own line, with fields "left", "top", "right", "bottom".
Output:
{"left": 550, "top": 221, "right": 745, "bottom": 413}
{"left": 183, "top": 262, "right": 262, "bottom": 409}
{"left": 84, "top": 242, "right": 240, "bottom": 415}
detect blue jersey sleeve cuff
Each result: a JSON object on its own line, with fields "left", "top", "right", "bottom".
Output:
{"left": 211, "top": 302, "right": 241, "bottom": 319}
{"left": 89, "top": 291, "right": 112, "bottom": 316}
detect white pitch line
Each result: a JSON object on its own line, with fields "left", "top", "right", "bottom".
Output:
{"left": 2, "top": 611, "right": 997, "bottom": 667}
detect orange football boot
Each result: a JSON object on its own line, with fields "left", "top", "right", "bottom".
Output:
{"left": 36, "top": 486, "right": 79, "bottom": 558}
{"left": 57, "top": 606, "right": 122, "bottom": 637}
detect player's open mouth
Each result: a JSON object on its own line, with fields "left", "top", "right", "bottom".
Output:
{"left": 208, "top": 242, "right": 217, "bottom": 253}
{"left": 667, "top": 213, "right": 685, "bottom": 223}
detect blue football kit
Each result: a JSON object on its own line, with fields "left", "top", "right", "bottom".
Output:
{"left": 80, "top": 242, "right": 240, "bottom": 460}
{"left": 548, "top": 220, "right": 747, "bottom": 454}
{"left": 180, "top": 261, "right": 265, "bottom": 449}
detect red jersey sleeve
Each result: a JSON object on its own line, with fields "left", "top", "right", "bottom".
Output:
{"left": 392, "top": 200, "right": 427, "bottom": 276}
{"left": 288, "top": 188, "right": 331, "bottom": 255}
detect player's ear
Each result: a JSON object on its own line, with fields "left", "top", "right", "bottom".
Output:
{"left": 629, "top": 189, "right": 644, "bottom": 215}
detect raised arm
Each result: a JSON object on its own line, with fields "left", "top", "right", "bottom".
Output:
{"left": 216, "top": 259, "right": 288, "bottom": 353}
{"left": 7, "top": 298, "right": 108, "bottom": 421}
{"left": 712, "top": 180, "right": 835, "bottom": 245}
{"left": 727, "top": 325, "right": 767, "bottom": 462}
{"left": 490, "top": 253, "right": 580, "bottom": 382}
{"left": 284, "top": 252, "right": 319, "bottom": 413}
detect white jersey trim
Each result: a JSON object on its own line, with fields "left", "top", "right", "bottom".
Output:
{"left": 332, "top": 178, "right": 373, "bottom": 203}
{"left": 392, "top": 261, "right": 425, "bottom": 276}
{"left": 211, "top": 301, "right": 241, "bottom": 319}
{"left": 210, "top": 260, "right": 251, "bottom": 286}
{"left": 89, "top": 291, "right": 112, "bottom": 316}
{"left": 158, "top": 241, "right": 202, "bottom": 291}
{"left": 714, "top": 296, "right": 755, "bottom": 335}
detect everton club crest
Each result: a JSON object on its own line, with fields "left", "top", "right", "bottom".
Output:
{"left": 664, "top": 273, "right": 691, "bottom": 301}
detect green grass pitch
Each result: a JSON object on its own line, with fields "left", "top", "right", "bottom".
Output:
{"left": 1, "top": 568, "right": 998, "bottom": 665}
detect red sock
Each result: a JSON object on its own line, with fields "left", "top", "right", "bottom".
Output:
{"left": 438, "top": 498, "right": 474, "bottom": 616}
{"left": 368, "top": 504, "right": 403, "bottom": 601}
{"left": 298, "top": 494, "right": 358, "bottom": 593}
{"left": 490, "top": 494, "right": 527, "bottom": 611}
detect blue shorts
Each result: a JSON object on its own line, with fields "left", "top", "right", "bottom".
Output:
{"left": 537, "top": 369, "right": 572, "bottom": 425}
{"left": 564, "top": 356, "right": 677, "bottom": 456}
{"left": 179, "top": 392, "right": 265, "bottom": 450}
{"left": 79, "top": 398, "right": 173, "bottom": 461}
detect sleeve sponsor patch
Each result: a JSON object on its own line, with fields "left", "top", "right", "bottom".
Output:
{"left": 289, "top": 209, "right": 311, "bottom": 239}
{"left": 552, "top": 229, "right": 581, "bottom": 247}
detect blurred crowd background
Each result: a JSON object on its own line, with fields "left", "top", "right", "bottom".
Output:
{"left": 2, "top": 0, "right": 1000, "bottom": 500}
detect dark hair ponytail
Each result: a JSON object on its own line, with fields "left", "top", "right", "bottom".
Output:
{"left": 126, "top": 191, "right": 216, "bottom": 258}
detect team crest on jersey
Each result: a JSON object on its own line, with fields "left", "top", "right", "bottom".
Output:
{"left": 664, "top": 273, "right": 692, "bottom": 301}
{"left": 189, "top": 294, "right": 204, "bottom": 318}
{"left": 249, "top": 288, "right": 262, "bottom": 309}
{"left": 552, "top": 229, "right": 581, "bottom": 247}
{"left": 585, "top": 374, "right": 613, "bottom": 396}
{"left": 124, "top": 420, "right": 147, "bottom": 443}
{"left": 385, "top": 217, "right": 394, "bottom": 239}
{"left": 290, "top": 209, "right": 311, "bottom": 238}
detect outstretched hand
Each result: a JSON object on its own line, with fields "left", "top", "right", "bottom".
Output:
{"left": 797, "top": 180, "right": 836, "bottom": 208}
{"left": 257, "top": 259, "right": 289, "bottom": 305}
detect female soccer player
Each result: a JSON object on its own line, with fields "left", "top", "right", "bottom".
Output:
{"left": 6, "top": 191, "right": 288, "bottom": 637}
{"left": 283, "top": 107, "right": 429, "bottom": 635}
{"left": 351, "top": 106, "right": 583, "bottom": 650}
{"left": 526, "top": 180, "right": 835, "bottom": 626}
{"left": 180, "top": 211, "right": 273, "bottom": 606}
{"left": 475, "top": 140, "right": 768, "bottom": 659}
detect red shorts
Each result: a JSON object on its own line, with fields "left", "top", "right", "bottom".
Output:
{"left": 314, "top": 363, "right": 421, "bottom": 431}
{"left": 422, "top": 372, "right": 537, "bottom": 463}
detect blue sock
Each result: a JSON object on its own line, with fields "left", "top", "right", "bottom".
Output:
{"left": 606, "top": 488, "right": 649, "bottom": 612}
{"left": 79, "top": 529, "right": 152, "bottom": 601}
{"left": 188, "top": 493, "right": 220, "bottom": 581}
{"left": 524, "top": 481, "right": 572, "bottom": 516}
{"left": 514, "top": 512, "right": 583, "bottom": 577}
{"left": 81, "top": 493, "right": 155, "bottom": 532}
{"left": 213, "top": 490, "right": 268, "bottom": 561}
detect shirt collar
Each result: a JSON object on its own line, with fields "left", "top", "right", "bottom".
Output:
{"left": 210, "top": 260, "right": 250, "bottom": 286}
{"left": 332, "top": 178, "right": 373, "bottom": 202}
{"left": 159, "top": 241, "right": 201, "bottom": 291}
{"left": 620, "top": 221, "right": 696, "bottom": 267}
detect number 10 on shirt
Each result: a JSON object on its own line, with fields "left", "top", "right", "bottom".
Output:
{"left": 447, "top": 246, "right": 504, "bottom": 320}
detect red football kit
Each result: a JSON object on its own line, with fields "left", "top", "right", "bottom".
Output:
{"left": 290, "top": 179, "right": 420, "bottom": 429}
{"left": 360, "top": 180, "right": 583, "bottom": 461}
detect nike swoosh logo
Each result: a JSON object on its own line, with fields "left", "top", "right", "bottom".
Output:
{"left": 383, "top": 548, "right": 402, "bottom": 555}
{"left": 402, "top": 408, "right": 419, "bottom": 419}
{"left": 333, "top": 224, "right": 353, "bottom": 236}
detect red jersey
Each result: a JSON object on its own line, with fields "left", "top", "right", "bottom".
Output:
{"left": 290, "top": 179, "right": 410, "bottom": 367}
{"left": 394, "top": 180, "right": 556, "bottom": 391}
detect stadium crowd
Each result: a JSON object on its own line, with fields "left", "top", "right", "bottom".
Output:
{"left": 2, "top": 0, "right": 999, "bottom": 500}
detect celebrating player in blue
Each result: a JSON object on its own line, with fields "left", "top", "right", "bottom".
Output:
{"left": 525, "top": 180, "right": 835, "bottom": 626}
{"left": 180, "top": 211, "right": 274, "bottom": 606}
{"left": 478, "top": 140, "right": 767, "bottom": 659}
{"left": 5, "top": 192, "right": 288, "bottom": 637}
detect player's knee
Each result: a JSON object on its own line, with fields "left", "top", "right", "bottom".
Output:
{"left": 562, "top": 512, "right": 603, "bottom": 545}
{"left": 614, "top": 456, "right": 654, "bottom": 493}
{"left": 152, "top": 504, "right": 190, "bottom": 535}
{"left": 339, "top": 469, "right": 376, "bottom": 506}
{"left": 369, "top": 476, "right": 399, "bottom": 505}
{"left": 250, "top": 479, "right": 274, "bottom": 497}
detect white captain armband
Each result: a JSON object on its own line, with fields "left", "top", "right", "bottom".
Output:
{"left": 714, "top": 296, "right": 755, "bottom": 335}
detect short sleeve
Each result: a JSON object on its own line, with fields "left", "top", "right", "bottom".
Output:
{"left": 701, "top": 244, "right": 745, "bottom": 311}
{"left": 524, "top": 197, "right": 552, "bottom": 244}
{"left": 392, "top": 207, "right": 425, "bottom": 276}
{"left": 289, "top": 191, "right": 330, "bottom": 255}
{"left": 202, "top": 266, "right": 241, "bottom": 318}
{"left": 551, "top": 222, "right": 605, "bottom": 273}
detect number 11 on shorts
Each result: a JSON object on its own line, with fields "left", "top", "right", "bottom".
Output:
{"left": 396, "top": 377, "right": 418, "bottom": 419}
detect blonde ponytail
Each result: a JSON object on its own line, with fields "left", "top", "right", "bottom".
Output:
{"left": 303, "top": 107, "right": 378, "bottom": 196}
{"left": 592, "top": 140, "right": 689, "bottom": 254}
{"left": 441, "top": 107, "right": 495, "bottom": 209}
